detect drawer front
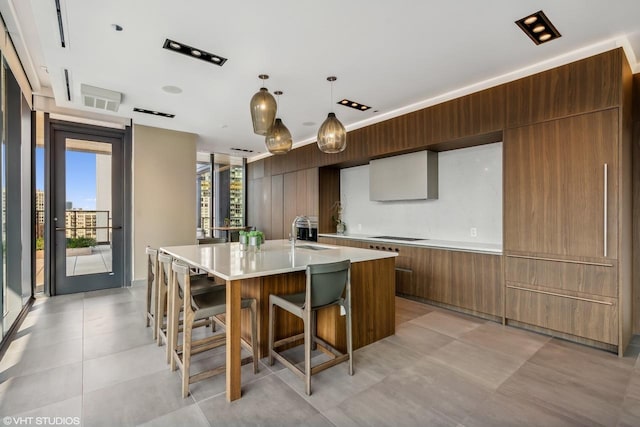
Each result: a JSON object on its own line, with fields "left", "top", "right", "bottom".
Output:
{"left": 505, "top": 256, "right": 617, "bottom": 298}
{"left": 506, "top": 286, "right": 618, "bottom": 345}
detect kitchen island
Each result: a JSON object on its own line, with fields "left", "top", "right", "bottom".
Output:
{"left": 160, "top": 239, "right": 397, "bottom": 401}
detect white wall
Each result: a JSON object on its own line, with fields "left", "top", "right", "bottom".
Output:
{"left": 340, "top": 142, "right": 502, "bottom": 244}
{"left": 132, "top": 125, "right": 197, "bottom": 281}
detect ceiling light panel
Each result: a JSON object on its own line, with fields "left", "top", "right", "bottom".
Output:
{"left": 516, "top": 10, "right": 561, "bottom": 45}
{"left": 338, "top": 99, "right": 371, "bottom": 111}
{"left": 133, "top": 107, "right": 174, "bottom": 118}
{"left": 162, "top": 38, "right": 228, "bottom": 66}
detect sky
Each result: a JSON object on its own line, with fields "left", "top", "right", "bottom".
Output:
{"left": 36, "top": 147, "right": 97, "bottom": 210}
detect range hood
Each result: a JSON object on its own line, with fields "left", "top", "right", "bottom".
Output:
{"left": 369, "top": 150, "right": 438, "bottom": 201}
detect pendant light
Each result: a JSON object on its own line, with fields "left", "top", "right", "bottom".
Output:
{"left": 317, "top": 76, "right": 347, "bottom": 153}
{"left": 265, "top": 90, "right": 293, "bottom": 155}
{"left": 250, "top": 74, "right": 277, "bottom": 136}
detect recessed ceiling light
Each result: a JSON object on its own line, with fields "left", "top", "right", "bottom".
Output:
{"left": 532, "top": 24, "right": 545, "bottom": 33}
{"left": 337, "top": 98, "right": 371, "bottom": 112}
{"left": 539, "top": 33, "right": 552, "bottom": 42}
{"left": 133, "top": 107, "right": 175, "bottom": 118}
{"left": 162, "top": 38, "right": 227, "bottom": 66}
{"left": 515, "top": 10, "right": 561, "bottom": 45}
{"left": 162, "top": 85, "right": 182, "bottom": 94}
{"left": 230, "top": 147, "right": 255, "bottom": 153}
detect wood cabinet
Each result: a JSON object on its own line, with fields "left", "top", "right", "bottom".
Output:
{"left": 247, "top": 177, "right": 271, "bottom": 239}
{"left": 505, "top": 49, "right": 622, "bottom": 128}
{"left": 318, "top": 237, "right": 502, "bottom": 318}
{"left": 504, "top": 109, "right": 618, "bottom": 261}
{"left": 253, "top": 168, "right": 320, "bottom": 240}
{"left": 503, "top": 106, "right": 631, "bottom": 351}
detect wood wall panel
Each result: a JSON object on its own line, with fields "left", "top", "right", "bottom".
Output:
{"left": 506, "top": 49, "right": 621, "bottom": 128}
{"left": 633, "top": 74, "right": 640, "bottom": 333}
{"left": 617, "top": 57, "right": 634, "bottom": 353}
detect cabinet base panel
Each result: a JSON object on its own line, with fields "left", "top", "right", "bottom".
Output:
{"left": 396, "top": 293, "right": 502, "bottom": 323}
{"left": 506, "top": 319, "right": 618, "bottom": 354}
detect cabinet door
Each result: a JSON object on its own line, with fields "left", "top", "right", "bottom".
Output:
{"left": 504, "top": 109, "right": 618, "bottom": 260}
{"left": 413, "top": 247, "right": 451, "bottom": 303}
{"left": 283, "top": 172, "right": 297, "bottom": 238}
{"left": 450, "top": 252, "right": 503, "bottom": 316}
{"left": 271, "top": 175, "right": 284, "bottom": 239}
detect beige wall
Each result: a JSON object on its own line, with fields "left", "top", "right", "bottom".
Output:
{"left": 132, "top": 124, "right": 197, "bottom": 281}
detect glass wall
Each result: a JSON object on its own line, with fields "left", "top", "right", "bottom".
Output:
{"left": 1, "top": 58, "right": 6, "bottom": 326}
{"left": 212, "top": 154, "right": 246, "bottom": 241}
{"left": 196, "top": 161, "right": 212, "bottom": 238}
{"left": 1, "top": 55, "right": 31, "bottom": 340}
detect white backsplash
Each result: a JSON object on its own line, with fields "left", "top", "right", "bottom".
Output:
{"left": 340, "top": 142, "right": 502, "bottom": 244}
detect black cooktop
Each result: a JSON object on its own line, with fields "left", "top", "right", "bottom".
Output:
{"left": 371, "top": 236, "right": 427, "bottom": 241}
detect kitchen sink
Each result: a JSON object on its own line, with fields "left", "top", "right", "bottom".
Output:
{"left": 295, "top": 245, "right": 332, "bottom": 251}
{"left": 371, "top": 236, "right": 428, "bottom": 241}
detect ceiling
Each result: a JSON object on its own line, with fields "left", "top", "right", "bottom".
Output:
{"left": 2, "top": 0, "right": 640, "bottom": 160}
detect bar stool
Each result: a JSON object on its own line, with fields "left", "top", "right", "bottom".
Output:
{"left": 157, "top": 253, "right": 221, "bottom": 361}
{"left": 170, "top": 260, "right": 259, "bottom": 398}
{"left": 145, "top": 247, "right": 159, "bottom": 340}
{"left": 268, "top": 259, "right": 353, "bottom": 395}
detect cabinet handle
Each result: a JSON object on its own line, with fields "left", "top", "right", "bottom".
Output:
{"left": 395, "top": 267, "right": 413, "bottom": 273}
{"left": 603, "top": 163, "right": 607, "bottom": 258}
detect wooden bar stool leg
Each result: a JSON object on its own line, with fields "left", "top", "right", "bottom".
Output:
{"left": 182, "top": 309, "right": 194, "bottom": 398}
{"left": 156, "top": 281, "right": 166, "bottom": 346}
{"left": 304, "top": 310, "right": 312, "bottom": 396}
{"left": 251, "top": 300, "right": 258, "bottom": 374}
{"left": 170, "top": 285, "right": 181, "bottom": 371}
{"left": 268, "top": 301, "right": 275, "bottom": 366}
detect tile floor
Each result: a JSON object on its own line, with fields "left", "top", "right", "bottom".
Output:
{"left": 1, "top": 286, "right": 640, "bottom": 426}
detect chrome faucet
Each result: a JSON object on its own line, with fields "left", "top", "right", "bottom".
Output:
{"left": 291, "top": 215, "right": 311, "bottom": 247}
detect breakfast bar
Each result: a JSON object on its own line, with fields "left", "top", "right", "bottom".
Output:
{"left": 160, "top": 239, "right": 397, "bottom": 401}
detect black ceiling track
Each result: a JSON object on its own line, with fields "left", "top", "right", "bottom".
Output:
{"left": 64, "top": 68, "right": 71, "bottom": 101}
{"left": 54, "top": 0, "right": 66, "bottom": 48}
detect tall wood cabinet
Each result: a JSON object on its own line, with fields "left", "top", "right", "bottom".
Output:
{"left": 503, "top": 49, "right": 633, "bottom": 355}
{"left": 248, "top": 168, "right": 319, "bottom": 239}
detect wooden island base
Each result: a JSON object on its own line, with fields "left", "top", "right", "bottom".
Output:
{"left": 233, "top": 257, "right": 396, "bottom": 357}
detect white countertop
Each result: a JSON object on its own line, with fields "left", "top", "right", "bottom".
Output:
{"left": 160, "top": 239, "right": 397, "bottom": 281}
{"left": 318, "top": 233, "right": 502, "bottom": 255}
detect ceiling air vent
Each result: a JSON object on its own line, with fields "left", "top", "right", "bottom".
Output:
{"left": 81, "top": 84, "right": 122, "bottom": 112}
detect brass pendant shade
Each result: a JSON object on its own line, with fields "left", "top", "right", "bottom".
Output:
{"left": 317, "top": 112, "right": 347, "bottom": 153}
{"left": 265, "top": 118, "right": 293, "bottom": 155}
{"left": 317, "top": 76, "right": 347, "bottom": 154}
{"left": 250, "top": 75, "right": 277, "bottom": 135}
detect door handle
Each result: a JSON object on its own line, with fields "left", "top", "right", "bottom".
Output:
{"left": 603, "top": 163, "right": 607, "bottom": 257}
{"left": 55, "top": 227, "right": 65, "bottom": 231}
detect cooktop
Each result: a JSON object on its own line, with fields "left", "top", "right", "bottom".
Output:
{"left": 371, "top": 236, "right": 427, "bottom": 241}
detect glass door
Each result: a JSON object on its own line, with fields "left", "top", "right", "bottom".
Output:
{"left": 53, "top": 132, "right": 124, "bottom": 294}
